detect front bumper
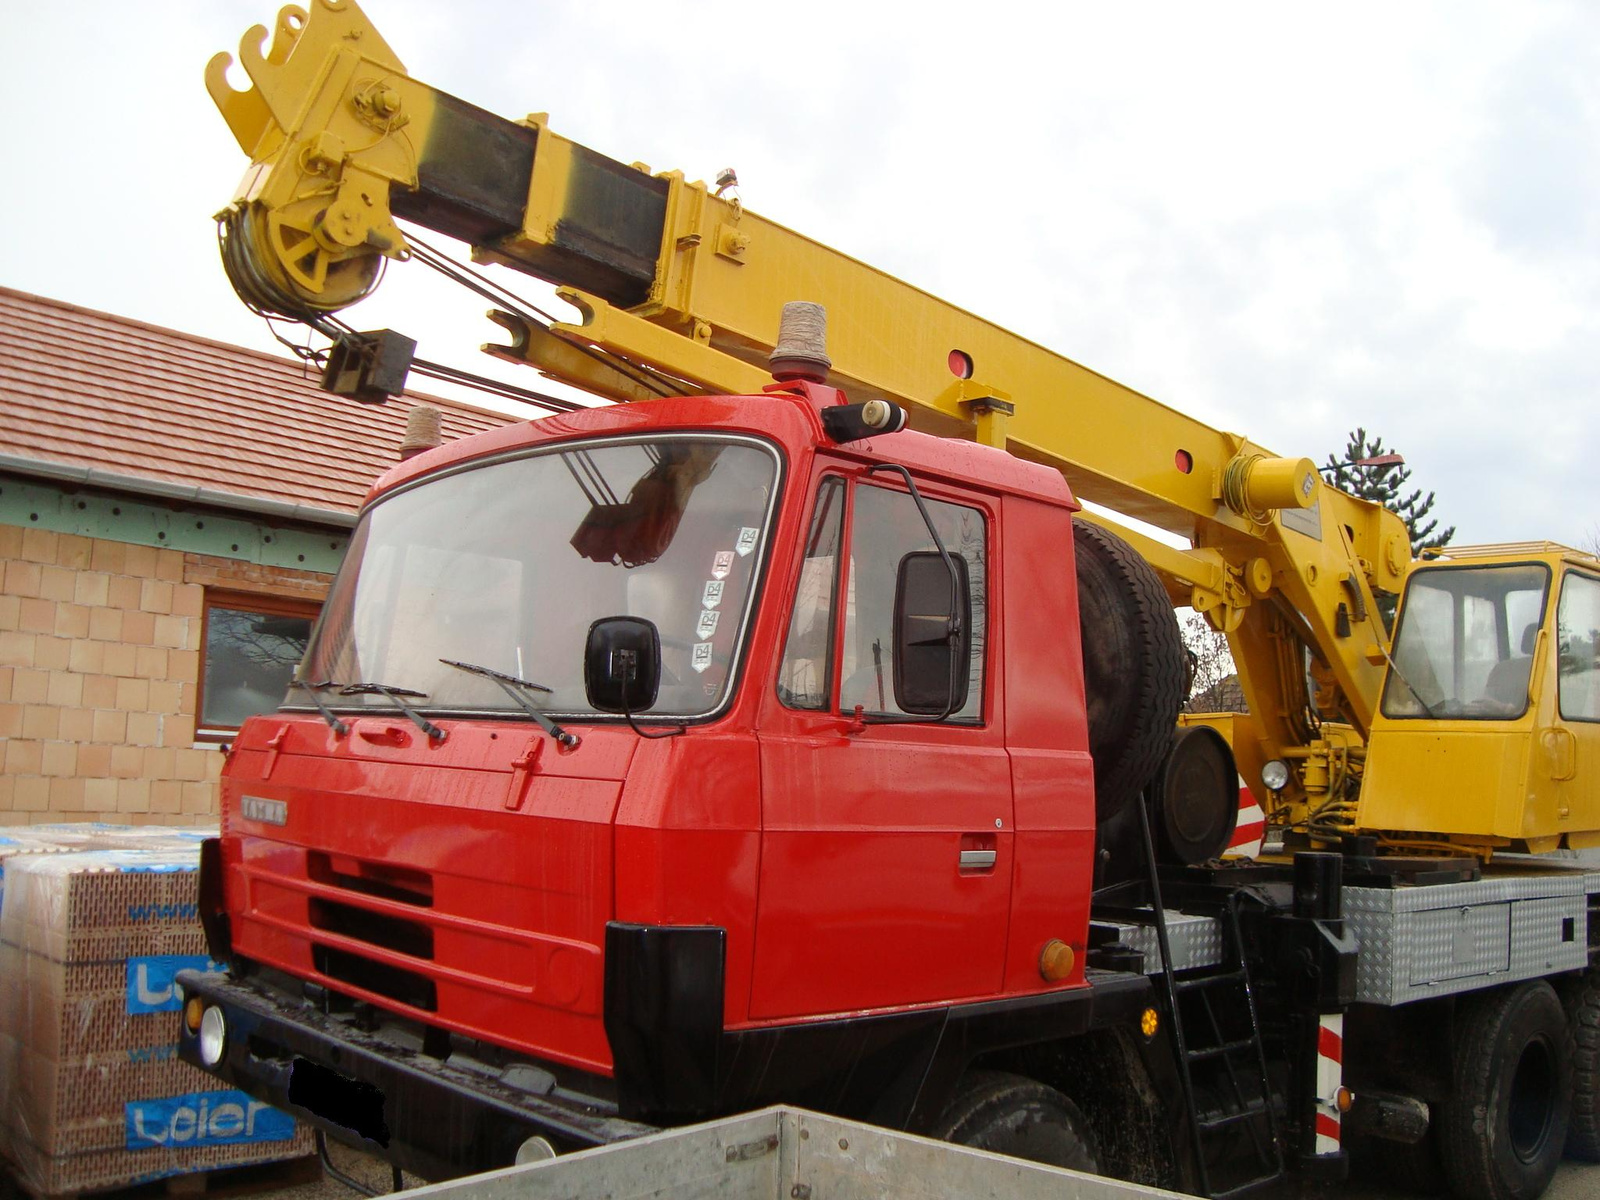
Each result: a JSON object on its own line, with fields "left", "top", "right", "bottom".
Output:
{"left": 175, "top": 969, "right": 654, "bottom": 1180}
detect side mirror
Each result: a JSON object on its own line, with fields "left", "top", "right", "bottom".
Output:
{"left": 585, "top": 617, "right": 662, "bottom": 713}
{"left": 893, "top": 551, "right": 970, "bottom": 715}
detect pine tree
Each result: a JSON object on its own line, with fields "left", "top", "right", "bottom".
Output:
{"left": 1324, "top": 428, "right": 1455, "bottom": 555}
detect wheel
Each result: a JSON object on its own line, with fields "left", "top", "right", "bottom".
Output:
{"left": 1438, "top": 982, "right": 1572, "bottom": 1200}
{"left": 1563, "top": 971, "right": 1600, "bottom": 1161}
{"left": 930, "top": 1070, "right": 1099, "bottom": 1173}
{"left": 1073, "top": 520, "right": 1186, "bottom": 824}
{"left": 1148, "top": 724, "right": 1239, "bottom": 865}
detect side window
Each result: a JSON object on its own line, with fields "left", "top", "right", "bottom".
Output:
{"left": 199, "top": 591, "right": 319, "bottom": 738}
{"left": 1558, "top": 572, "right": 1600, "bottom": 723}
{"left": 841, "top": 484, "right": 987, "bottom": 720}
{"left": 777, "top": 479, "right": 845, "bottom": 710}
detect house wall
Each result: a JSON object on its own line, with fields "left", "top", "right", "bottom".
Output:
{"left": 0, "top": 523, "right": 330, "bottom": 823}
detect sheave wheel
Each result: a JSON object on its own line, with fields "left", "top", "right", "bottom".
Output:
{"left": 931, "top": 1070, "right": 1099, "bottom": 1173}
{"left": 1562, "top": 971, "right": 1600, "bottom": 1161}
{"left": 1073, "top": 520, "right": 1186, "bottom": 823}
{"left": 1439, "top": 981, "right": 1572, "bottom": 1200}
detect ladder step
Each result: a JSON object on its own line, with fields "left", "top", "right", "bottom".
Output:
{"left": 1197, "top": 1103, "right": 1270, "bottom": 1133}
{"left": 1186, "top": 1038, "right": 1257, "bottom": 1063}
{"left": 1175, "top": 969, "right": 1247, "bottom": 991}
{"left": 1208, "top": 1172, "right": 1287, "bottom": 1200}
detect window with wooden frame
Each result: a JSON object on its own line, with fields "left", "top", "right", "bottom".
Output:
{"left": 197, "top": 590, "right": 321, "bottom": 739}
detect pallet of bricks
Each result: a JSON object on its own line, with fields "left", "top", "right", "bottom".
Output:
{"left": 0, "top": 825, "right": 314, "bottom": 1196}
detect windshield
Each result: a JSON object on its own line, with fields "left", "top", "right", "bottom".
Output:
{"left": 1381, "top": 563, "right": 1550, "bottom": 720}
{"left": 298, "top": 435, "right": 780, "bottom": 718}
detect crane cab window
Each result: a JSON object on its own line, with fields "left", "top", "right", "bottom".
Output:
{"left": 1557, "top": 572, "right": 1600, "bottom": 723}
{"left": 778, "top": 477, "right": 987, "bottom": 720}
{"left": 1382, "top": 563, "right": 1550, "bottom": 720}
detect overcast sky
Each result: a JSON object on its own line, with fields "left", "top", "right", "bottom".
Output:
{"left": 3, "top": 1, "right": 1596, "bottom": 550}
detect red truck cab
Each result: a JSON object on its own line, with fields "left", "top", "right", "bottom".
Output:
{"left": 181, "top": 380, "right": 1138, "bottom": 1177}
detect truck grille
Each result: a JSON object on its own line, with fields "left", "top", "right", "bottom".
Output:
{"left": 312, "top": 945, "right": 438, "bottom": 1012}
{"left": 307, "top": 850, "right": 433, "bottom": 907}
{"left": 308, "top": 897, "right": 434, "bottom": 960}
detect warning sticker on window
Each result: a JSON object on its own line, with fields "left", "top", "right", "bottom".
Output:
{"left": 702, "top": 580, "right": 725, "bottom": 609}
{"left": 735, "top": 527, "right": 760, "bottom": 557}
{"left": 692, "top": 644, "right": 714, "bottom": 673}
{"left": 697, "top": 610, "right": 721, "bottom": 640}
{"left": 711, "top": 551, "right": 735, "bottom": 580}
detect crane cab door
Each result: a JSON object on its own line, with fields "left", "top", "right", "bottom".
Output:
{"left": 750, "top": 470, "right": 1012, "bottom": 1020}
{"left": 1549, "top": 568, "right": 1600, "bottom": 838}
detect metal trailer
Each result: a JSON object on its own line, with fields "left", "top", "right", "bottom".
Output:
{"left": 393, "top": 1106, "right": 1183, "bottom": 1200}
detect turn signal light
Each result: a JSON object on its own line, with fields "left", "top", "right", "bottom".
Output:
{"left": 1039, "top": 939, "right": 1075, "bottom": 982}
{"left": 1336, "top": 1086, "right": 1355, "bottom": 1114}
{"left": 183, "top": 997, "right": 205, "bottom": 1035}
{"left": 1140, "top": 1007, "right": 1160, "bottom": 1039}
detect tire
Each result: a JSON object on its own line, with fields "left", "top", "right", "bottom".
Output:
{"left": 1563, "top": 971, "right": 1600, "bottom": 1161}
{"left": 1073, "top": 520, "right": 1186, "bottom": 824}
{"left": 1148, "top": 724, "right": 1239, "bottom": 865}
{"left": 931, "top": 1070, "right": 1100, "bottom": 1173}
{"left": 1438, "top": 982, "right": 1572, "bottom": 1200}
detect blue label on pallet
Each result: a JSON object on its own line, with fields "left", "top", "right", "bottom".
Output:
{"left": 125, "top": 955, "right": 224, "bottom": 1013}
{"left": 126, "top": 1089, "right": 296, "bottom": 1149}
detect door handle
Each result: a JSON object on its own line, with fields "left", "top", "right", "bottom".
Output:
{"left": 959, "top": 833, "right": 998, "bottom": 873}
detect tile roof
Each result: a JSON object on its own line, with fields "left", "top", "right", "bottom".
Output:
{"left": 0, "top": 287, "right": 520, "bottom": 516}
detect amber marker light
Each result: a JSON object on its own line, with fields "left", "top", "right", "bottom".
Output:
{"left": 1039, "top": 939, "right": 1075, "bottom": 982}
{"left": 1141, "top": 1007, "right": 1160, "bottom": 1039}
{"left": 1336, "top": 1087, "right": 1354, "bottom": 1114}
{"left": 184, "top": 996, "right": 205, "bottom": 1035}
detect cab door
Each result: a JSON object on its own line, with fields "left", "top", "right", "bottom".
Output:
{"left": 1551, "top": 568, "right": 1600, "bottom": 837}
{"left": 750, "top": 469, "right": 1013, "bottom": 1020}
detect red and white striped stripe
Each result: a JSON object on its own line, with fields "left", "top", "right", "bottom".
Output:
{"left": 1314, "top": 1013, "right": 1344, "bottom": 1153}
{"left": 1225, "top": 777, "right": 1265, "bottom": 858}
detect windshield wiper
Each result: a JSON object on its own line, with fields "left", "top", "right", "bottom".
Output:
{"left": 287, "top": 679, "right": 350, "bottom": 737}
{"left": 439, "top": 659, "right": 580, "bottom": 748}
{"left": 338, "top": 682, "right": 447, "bottom": 742}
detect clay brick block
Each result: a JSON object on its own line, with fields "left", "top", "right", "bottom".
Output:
{"left": 45, "top": 672, "right": 83, "bottom": 709}
{"left": 14, "top": 776, "right": 52, "bottom": 813}
{"left": 19, "top": 528, "right": 59, "bottom": 565}
{"left": 122, "top": 545, "right": 159, "bottom": 578}
{"left": 66, "top": 640, "right": 101, "bottom": 674}
{"left": 48, "top": 776, "right": 87, "bottom": 808}
{"left": 101, "top": 642, "right": 138, "bottom": 679}
{"left": 205, "top": 753, "right": 224, "bottom": 781}
{"left": 107, "top": 575, "right": 142, "bottom": 610}
{"left": 149, "top": 781, "right": 183, "bottom": 814}
{"left": 33, "top": 638, "right": 69, "bottom": 672}
{"left": 116, "top": 779, "right": 152, "bottom": 813}
{"left": 114, "top": 678, "right": 150, "bottom": 712}
{"left": 181, "top": 781, "right": 218, "bottom": 813}
{"left": 154, "top": 615, "right": 188, "bottom": 650}
{"left": 55, "top": 533, "right": 93, "bottom": 569}
{"left": 179, "top": 685, "right": 197, "bottom": 716}
{"left": 161, "top": 715, "right": 196, "bottom": 747}
{"left": 157, "top": 550, "right": 186, "bottom": 582}
{"left": 0, "top": 665, "right": 11, "bottom": 700}
{"left": 89, "top": 539, "right": 126, "bottom": 574}
{"left": 81, "top": 675, "right": 117, "bottom": 710}
{"left": 21, "top": 706, "right": 60, "bottom": 740}
{"left": 76, "top": 743, "right": 112, "bottom": 776}
{"left": 40, "top": 742, "right": 78, "bottom": 777}
{"left": 0, "top": 774, "right": 12, "bottom": 810}
{"left": 0, "top": 524, "right": 22, "bottom": 557}
{"left": 18, "top": 598, "right": 56, "bottom": 634}
{"left": 148, "top": 680, "right": 183, "bottom": 714}
{"left": 58, "top": 707, "right": 94, "bottom": 743}
{"left": 12, "top": 669, "right": 48, "bottom": 704}
{"left": 5, "top": 739, "right": 43, "bottom": 774}
{"left": 0, "top": 631, "right": 35, "bottom": 667}
{"left": 38, "top": 567, "right": 75, "bottom": 603}
{"left": 4, "top": 560, "right": 43, "bottom": 598}
{"left": 0, "top": 594, "right": 19, "bottom": 630}
{"left": 144, "top": 747, "right": 177, "bottom": 780}
{"left": 52, "top": 604, "right": 90, "bottom": 640}
{"left": 109, "top": 745, "right": 144, "bottom": 779}
{"left": 125, "top": 712, "right": 160, "bottom": 747}
{"left": 140, "top": 580, "right": 174, "bottom": 614}
{"left": 87, "top": 607, "right": 123, "bottom": 642}
{"left": 174, "top": 749, "right": 210, "bottom": 782}
{"left": 0, "top": 703, "right": 20, "bottom": 737}
{"left": 81, "top": 777, "right": 118, "bottom": 812}
{"left": 134, "top": 647, "right": 168, "bottom": 679}
{"left": 122, "top": 610, "right": 157, "bottom": 646}
{"left": 169, "top": 650, "right": 200, "bottom": 683}
{"left": 171, "top": 584, "right": 204, "bottom": 618}
{"left": 72, "top": 571, "right": 109, "bottom": 607}
{"left": 90, "top": 708, "right": 127, "bottom": 744}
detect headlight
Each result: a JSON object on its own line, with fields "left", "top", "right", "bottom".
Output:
{"left": 199, "top": 1006, "right": 227, "bottom": 1067}
{"left": 1261, "top": 759, "right": 1290, "bottom": 791}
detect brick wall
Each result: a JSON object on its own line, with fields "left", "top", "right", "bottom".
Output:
{"left": 0, "top": 524, "right": 330, "bottom": 823}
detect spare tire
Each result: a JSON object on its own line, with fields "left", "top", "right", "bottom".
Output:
{"left": 1149, "top": 725, "right": 1239, "bottom": 864}
{"left": 1074, "top": 519, "right": 1186, "bottom": 823}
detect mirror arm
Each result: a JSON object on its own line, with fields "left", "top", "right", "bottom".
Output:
{"left": 865, "top": 464, "right": 964, "bottom": 721}
{"left": 617, "top": 649, "right": 684, "bottom": 740}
